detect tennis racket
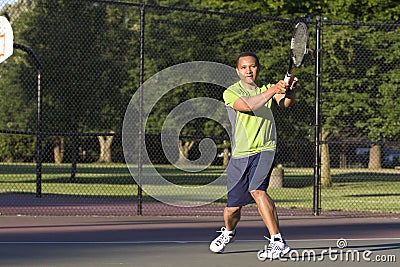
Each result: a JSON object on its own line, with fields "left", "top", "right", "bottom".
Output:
{"left": 0, "top": 16, "right": 13, "bottom": 64}
{"left": 284, "top": 22, "right": 309, "bottom": 83}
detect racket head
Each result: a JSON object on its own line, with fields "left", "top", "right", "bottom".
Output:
{"left": 0, "top": 16, "right": 14, "bottom": 64}
{"left": 290, "top": 22, "right": 309, "bottom": 68}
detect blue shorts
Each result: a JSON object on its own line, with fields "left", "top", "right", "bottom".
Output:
{"left": 226, "top": 150, "right": 275, "bottom": 207}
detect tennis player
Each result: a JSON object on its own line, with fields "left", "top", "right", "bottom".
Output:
{"left": 209, "top": 52, "right": 297, "bottom": 259}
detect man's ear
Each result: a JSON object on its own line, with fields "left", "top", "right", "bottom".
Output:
{"left": 236, "top": 68, "right": 239, "bottom": 75}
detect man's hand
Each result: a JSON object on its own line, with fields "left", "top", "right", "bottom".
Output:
{"left": 271, "top": 80, "right": 289, "bottom": 94}
{"left": 288, "top": 76, "right": 298, "bottom": 90}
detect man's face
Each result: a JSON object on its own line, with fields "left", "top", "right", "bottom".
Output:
{"left": 236, "top": 56, "right": 259, "bottom": 86}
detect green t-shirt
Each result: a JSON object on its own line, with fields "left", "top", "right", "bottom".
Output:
{"left": 223, "top": 81, "right": 276, "bottom": 158}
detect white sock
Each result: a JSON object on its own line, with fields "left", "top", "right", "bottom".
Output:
{"left": 224, "top": 229, "right": 235, "bottom": 235}
{"left": 271, "top": 233, "right": 283, "bottom": 242}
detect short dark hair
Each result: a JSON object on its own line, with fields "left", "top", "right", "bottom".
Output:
{"left": 236, "top": 52, "right": 260, "bottom": 68}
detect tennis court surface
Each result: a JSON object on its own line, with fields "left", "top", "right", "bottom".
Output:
{"left": 0, "top": 215, "right": 399, "bottom": 266}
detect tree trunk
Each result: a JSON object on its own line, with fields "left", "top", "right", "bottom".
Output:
{"left": 223, "top": 140, "right": 229, "bottom": 168}
{"left": 53, "top": 137, "right": 64, "bottom": 164}
{"left": 176, "top": 139, "right": 195, "bottom": 164}
{"left": 321, "top": 130, "right": 332, "bottom": 188}
{"left": 97, "top": 131, "right": 114, "bottom": 163}
{"left": 339, "top": 143, "right": 347, "bottom": 168}
{"left": 368, "top": 144, "right": 381, "bottom": 169}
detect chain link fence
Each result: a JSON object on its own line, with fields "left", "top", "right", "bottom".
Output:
{"left": 0, "top": 0, "right": 399, "bottom": 216}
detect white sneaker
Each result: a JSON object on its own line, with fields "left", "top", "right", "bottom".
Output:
{"left": 209, "top": 227, "right": 236, "bottom": 253}
{"left": 257, "top": 237, "right": 291, "bottom": 261}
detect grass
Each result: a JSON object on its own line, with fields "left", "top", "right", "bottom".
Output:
{"left": 0, "top": 163, "right": 399, "bottom": 214}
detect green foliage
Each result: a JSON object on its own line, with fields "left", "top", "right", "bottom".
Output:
{"left": 321, "top": 23, "right": 400, "bottom": 142}
{"left": 0, "top": 134, "right": 35, "bottom": 162}
{"left": 323, "top": 0, "right": 400, "bottom": 22}
{"left": 14, "top": 0, "right": 135, "bottom": 133}
{"left": 1, "top": 0, "right": 399, "bottom": 163}
{"left": 0, "top": 30, "right": 37, "bottom": 161}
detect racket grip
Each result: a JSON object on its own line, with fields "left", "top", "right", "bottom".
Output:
{"left": 284, "top": 73, "right": 292, "bottom": 83}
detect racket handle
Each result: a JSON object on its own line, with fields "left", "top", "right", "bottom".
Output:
{"left": 284, "top": 73, "right": 292, "bottom": 83}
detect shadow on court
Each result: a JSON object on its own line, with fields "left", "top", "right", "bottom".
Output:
{"left": 0, "top": 215, "right": 399, "bottom": 266}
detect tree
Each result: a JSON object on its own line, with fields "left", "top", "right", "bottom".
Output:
{"left": 191, "top": 0, "right": 400, "bottom": 175}
{"left": 314, "top": 0, "right": 400, "bottom": 189}
{"left": 89, "top": 4, "right": 139, "bottom": 163}
{"left": 16, "top": 0, "right": 135, "bottom": 163}
{"left": 0, "top": 1, "right": 38, "bottom": 162}
{"left": 142, "top": 4, "right": 228, "bottom": 164}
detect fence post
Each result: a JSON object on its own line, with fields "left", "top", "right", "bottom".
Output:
{"left": 137, "top": 3, "right": 146, "bottom": 216}
{"left": 13, "top": 43, "right": 42, "bottom": 198}
{"left": 313, "top": 17, "right": 322, "bottom": 215}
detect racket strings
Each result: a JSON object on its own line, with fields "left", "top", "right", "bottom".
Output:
{"left": 291, "top": 27, "right": 308, "bottom": 66}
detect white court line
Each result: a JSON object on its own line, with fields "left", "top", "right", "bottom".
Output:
{"left": 1, "top": 238, "right": 400, "bottom": 244}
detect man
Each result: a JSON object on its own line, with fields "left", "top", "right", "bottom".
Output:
{"left": 209, "top": 52, "right": 297, "bottom": 260}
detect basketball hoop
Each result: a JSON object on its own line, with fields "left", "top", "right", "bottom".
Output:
{"left": 0, "top": 16, "right": 13, "bottom": 63}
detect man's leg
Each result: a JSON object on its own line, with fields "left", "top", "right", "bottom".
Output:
{"left": 209, "top": 206, "right": 242, "bottom": 253}
{"left": 250, "top": 190, "right": 279, "bottom": 235}
{"left": 251, "top": 189, "right": 291, "bottom": 260}
{"left": 224, "top": 206, "right": 242, "bottom": 231}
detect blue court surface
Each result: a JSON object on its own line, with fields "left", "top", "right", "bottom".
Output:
{"left": 0, "top": 215, "right": 399, "bottom": 266}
